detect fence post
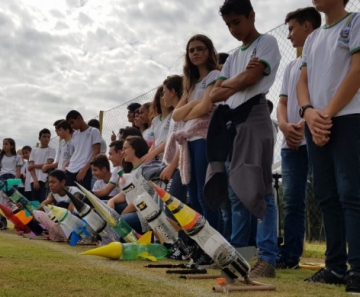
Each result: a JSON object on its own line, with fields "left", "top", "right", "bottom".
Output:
{"left": 99, "top": 110, "right": 104, "bottom": 136}
{"left": 297, "top": 48, "right": 303, "bottom": 57}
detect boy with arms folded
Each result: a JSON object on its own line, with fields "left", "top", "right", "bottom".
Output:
{"left": 205, "top": 0, "right": 281, "bottom": 278}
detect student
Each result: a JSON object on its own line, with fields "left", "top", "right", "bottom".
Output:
{"left": 141, "top": 86, "right": 173, "bottom": 163}
{"left": 171, "top": 34, "right": 221, "bottom": 231}
{"left": 0, "top": 138, "right": 22, "bottom": 181}
{"left": 127, "top": 102, "right": 142, "bottom": 127}
{"left": 28, "top": 129, "right": 56, "bottom": 202}
{"left": 133, "top": 108, "right": 147, "bottom": 134}
{"left": 275, "top": 7, "right": 321, "bottom": 270}
{"left": 139, "top": 102, "right": 154, "bottom": 147}
{"left": 42, "top": 120, "right": 74, "bottom": 172}
{"left": 38, "top": 170, "right": 83, "bottom": 212}
{"left": 119, "top": 127, "right": 143, "bottom": 141}
{"left": 107, "top": 136, "right": 149, "bottom": 234}
{"left": 90, "top": 154, "right": 121, "bottom": 200}
{"left": 88, "top": 119, "right": 107, "bottom": 154}
{"left": 21, "top": 146, "right": 33, "bottom": 201}
{"left": 296, "top": 0, "right": 360, "bottom": 291}
{"left": 205, "top": 0, "right": 281, "bottom": 277}
{"left": 65, "top": 110, "right": 101, "bottom": 190}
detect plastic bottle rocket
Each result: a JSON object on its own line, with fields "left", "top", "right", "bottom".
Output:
{"left": 63, "top": 187, "right": 120, "bottom": 244}
{"left": 74, "top": 182, "right": 139, "bottom": 243}
{"left": 48, "top": 205, "right": 92, "bottom": 246}
{"left": 0, "top": 180, "right": 36, "bottom": 215}
{"left": 32, "top": 210, "right": 67, "bottom": 242}
{"left": 0, "top": 203, "right": 31, "bottom": 233}
{"left": 150, "top": 182, "right": 251, "bottom": 280}
{"left": 82, "top": 241, "right": 169, "bottom": 261}
{"left": 119, "top": 173, "right": 189, "bottom": 257}
{"left": 43, "top": 205, "right": 72, "bottom": 239}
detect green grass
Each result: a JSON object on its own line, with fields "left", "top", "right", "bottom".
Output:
{"left": 0, "top": 231, "right": 348, "bottom": 297}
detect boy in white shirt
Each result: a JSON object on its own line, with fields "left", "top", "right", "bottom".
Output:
{"left": 91, "top": 154, "right": 121, "bottom": 200}
{"left": 39, "top": 170, "right": 83, "bottom": 212}
{"left": 92, "top": 140, "right": 124, "bottom": 201}
{"left": 42, "top": 120, "right": 74, "bottom": 172}
{"left": 28, "top": 129, "right": 56, "bottom": 202}
{"left": 65, "top": 110, "right": 101, "bottom": 191}
{"left": 21, "top": 146, "right": 33, "bottom": 200}
{"left": 206, "top": 0, "right": 281, "bottom": 278}
{"left": 297, "top": 0, "right": 360, "bottom": 292}
{"left": 276, "top": 7, "right": 321, "bottom": 270}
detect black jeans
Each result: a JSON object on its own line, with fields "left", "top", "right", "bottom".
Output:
{"left": 31, "top": 181, "right": 47, "bottom": 203}
{"left": 305, "top": 114, "right": 360, "bottom": 274}
{"left": 66, "top": 169, "right": 93, "bottom": 191}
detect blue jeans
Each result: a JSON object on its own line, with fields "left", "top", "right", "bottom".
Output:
{"left": 257, "top": 194, "right": 279, "bottom": 265}
{"left": 279, "top": 146, "right": 308, "bottom": 263}
{"left": 187, "top": 139, "right": 220, "bottom": 230}
{"left": 305, "top": 114, "right": 360, "bottom": 274}
{"left": 121, "top": 212, "right": 143, "bottom": 235}
{"left": 225, "top": 160, "right": 258, "bottom": 247}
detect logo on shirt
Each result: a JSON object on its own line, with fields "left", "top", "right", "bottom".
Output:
{"left": 250, "top": 47, "right": 257, "bottom": 59}
{"left": 338, "top": 28, "right": 350, "bottom": 44}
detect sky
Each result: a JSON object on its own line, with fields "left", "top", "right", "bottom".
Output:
{"left": 0, "top": 0, "right": 314, "bottom": 149}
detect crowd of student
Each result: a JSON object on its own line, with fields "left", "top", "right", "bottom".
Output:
{"left": 0, "top": 0, "right": 359, "bottom": 294}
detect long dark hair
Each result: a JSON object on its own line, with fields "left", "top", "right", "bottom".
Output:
{"left": 0, "top": 138, "right": 17, "bottom": 167}
{"left": 183, "top": 34, "right": 218, "bottom": 100}
{"left": 122, "top": 136, "right": 149, "bottom": 173}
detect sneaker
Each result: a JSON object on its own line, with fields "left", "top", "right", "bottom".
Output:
{"left": 196, "top": 254, "right": 214, "bottom": 266}
{"left": 346, "top": 272, "right": 360, "bottom": 294}
{"left": 304, "top": 268, "right": 346, "bottom": 285}
{"left": 249, "top": 260, "right": 275, "bottom": 278}
{"left": 275, "top": 258, "right": 299, "bottom": 269}
{"left": 167, "top": 248, "right": 184, "bottom": 261}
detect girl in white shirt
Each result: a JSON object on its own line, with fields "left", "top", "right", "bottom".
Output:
{"left": 0, "top": 138, "right": 22, "bottom": 181}
{"left": 172, "top": 34, "right": 221, "bottom": 230}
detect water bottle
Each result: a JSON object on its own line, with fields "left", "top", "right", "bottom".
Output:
{"left": 119, "top": 171, "right": 188, "bottom": 256}
{"left": 82, "top": 241, "right": 169, "bottom": 260}
{"left": 151, "top": 181, "right": 251, "bottom": 280}
{"left": 0, "top": 180, "right": 36, "bottom": 213}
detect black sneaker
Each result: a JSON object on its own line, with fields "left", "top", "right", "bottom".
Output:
{"left": 275, "top": 258, "right": 299, "bottom": 269}
{"left": 346, "top": 272, "right": 360, "bottom": 294}
{"left": 304, "top": 268, "right": 346, "bottom": 285}
{"left": 167, "top": 248, "right": 184, "bottom": 261}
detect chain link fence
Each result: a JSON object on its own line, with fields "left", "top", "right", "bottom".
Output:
{"left": 49, "top": 1, "right": 360, "bottom": 257}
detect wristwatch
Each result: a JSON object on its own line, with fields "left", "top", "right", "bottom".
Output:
{"left": 299, "top": 104, "right": 313, "bottom": 118}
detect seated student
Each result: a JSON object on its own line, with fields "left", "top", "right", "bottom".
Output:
{"left": 65, "top": 110, "right": 101, "bottom": 190}
{"left": 90, "top": 154, "right": 121, "bottom": 200}
{"left": 92, "top": 141, "right": 125, "bottom": 203}
{"left": 107, "top": 136, "right": 149, "bottom": 234}
{"left": 120, "top": 127, "right": 143, "bottom": 140}
{"left": 28, "top": 129, "right": 57, "bottom": 202}
{"left": 139, "top": 102, "right": 154, "bottom": 147}
{"left": 38, "top": 170, "right": 83, "bottom": 212}
{"left": 127, "top": 102, "right": 142, "bottom": 127}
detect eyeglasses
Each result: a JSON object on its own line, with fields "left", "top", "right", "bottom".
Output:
{"left": 189, "top": 46, "right": 207, "bottom": 53}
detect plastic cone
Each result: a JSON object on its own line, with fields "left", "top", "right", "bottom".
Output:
{"left": 82, "top": 242, "right": 123, "bottom": 259}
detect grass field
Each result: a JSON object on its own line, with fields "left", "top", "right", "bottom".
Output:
{"left": 0, "top": 231, "right": 349, "bottom": 297}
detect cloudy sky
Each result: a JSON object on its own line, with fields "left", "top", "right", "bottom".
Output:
{"left": 0, "top": 0, "right": 318, "bottom": 149}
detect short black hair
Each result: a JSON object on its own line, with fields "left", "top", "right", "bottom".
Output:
{"left": 109, "top": 140, "right": 124, "bottom": 152}
{"left": 66, "top": 110, "right": 82, "bottom": 121}
{"left": 56, "top": 120, "right": 73, "bottom": 133}
{"left": 49, "top": 169, "right": 66, "bottom": 182}
{"left": 22, "top": 145, "right": 32, "bottom": 152}
{"left": 218, "top": 53, "right": 229, "bottom": 65}
{"left": 120, "top": 127, "right": 143, "bottom": 140}
{"left": 285, "top": 7, "right": 322, "bottom": 29}
{"left": 90, "top": 154, "right": 110, "bottom": 171}
{"left": 219, "top": 0, "right": 253, "bottom": 17}
{"left": 39, "top": 128, "right": 51, "bottom": 137}
{"left": 127, "top": 103, "right": 142, "bottom": 112}
{"left": 53, "top": 119, "right": 65, "bottom": 126}
{"left": 88, "top": 119, "right": 100, "bottom": 129}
